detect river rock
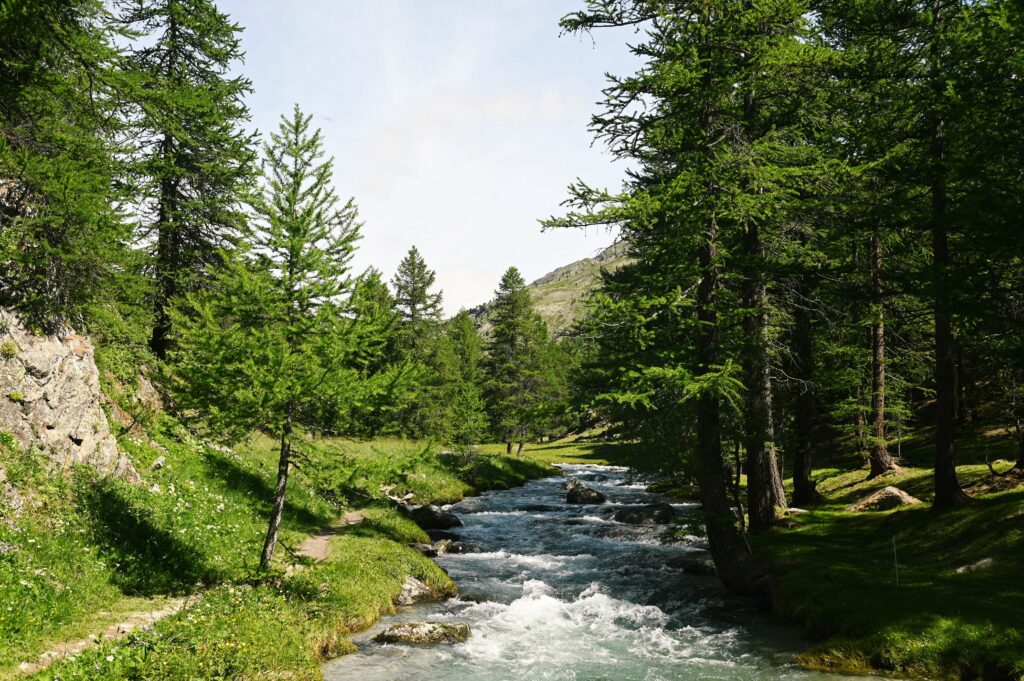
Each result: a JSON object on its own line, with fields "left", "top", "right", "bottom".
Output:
{"left": 846, "top": 486, "right": 922, "bottom": 512}
{"left": 613, "top": 503, "right": 675, "bottom": 525}
{"left": 394, "top": 575, "right": 443, "bottom": 606}
{"left": 426, "top": 529, "right": 461, "bottom": 542}
{"left": 375, "top": 622, "right": 471, "bottom": 645}
{"left": 411, "top": 543, "right": 438, "bottom": 557}
{"left": 432, "top": 539, "right": 454, "bottom": 555}
{"left": 0, "top": 309, "right": 139, "bottom": 483}
{"left": 565, "top": 478, "right": 606, "bottom": 504}
{"left": 409, "top": 504, "right": 463, "bottom": 530}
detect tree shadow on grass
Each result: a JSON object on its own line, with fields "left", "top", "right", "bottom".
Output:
{"left": 77, "top": 478, "right": 218, "bottom": 596}
{"left": 199, "top": 449, "right": 330, "bottom": 533}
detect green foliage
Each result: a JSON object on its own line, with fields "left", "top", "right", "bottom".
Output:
{"left": 119, "top": 0, "right": 256, "bottom": 357}
{"left": 0, "top": 0, "right": 132, "bottom": 332}
{"left": 482, "top": 267, "right": 568, "bottom": 446}
{"left": 0, "top": 342, "right": 17, "bottom": 360}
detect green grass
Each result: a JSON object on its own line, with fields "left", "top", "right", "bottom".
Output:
{"left": 756, "top": 465, "right": 1024, "bottom": 680}
{"left": 33, "top": 506, "right": 455, "bottom": 681}
{"left": 477, "top": 438, "right": 643, "bottom": 467}
{"left": 2, "top": 420, "right": 553, "bottom": 679}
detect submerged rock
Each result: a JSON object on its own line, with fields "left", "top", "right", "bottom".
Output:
{"left": 409, "top": 504, "right": 463, "bottom": 530}
{"left": 613, "top": 503, "right": 675, "bottom": 525}
{"left": 565, "top": 478, "right": 606, "bottom": 504}
{"left": 846, "top": 486, "right": 922, "bottom": 512}
{"left": 394, "top": 576, "right": 444, "bottom": 606}
{"left": 375, "top": 622, "right": 471, "bottom": 645}
{"left": 426, "top": 529, "right": 460, "bottom": 541}
{"left": 666, "top": 554, "right": 717, "bottom": 576}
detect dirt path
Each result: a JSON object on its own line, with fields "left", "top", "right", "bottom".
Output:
{"left": 297, "top": 511, "right": 364, "bottom": 562}
{"left": 16, "top": 598, "right": 187, "bottom": 676}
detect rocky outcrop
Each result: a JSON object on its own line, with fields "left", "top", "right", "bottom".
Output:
{"left": 613, "top": 503, "right": 675, "bottom": 525}
{"left": 375, "top": 622, "right": 471, "bottom": 645}
{"left": 565, "top": 478, "right": 605, "bottom": 504}
{"left": 846, "top": 486, "right": 921, "bottom": 512}
{"left": 0, "top": 310, "right": 139, "bottom": 482}
{"left": 409, "top": 504, "right": 462, "bottom": 530}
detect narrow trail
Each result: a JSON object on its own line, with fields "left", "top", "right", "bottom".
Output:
{"left": 297, "top": 511, "right": 364, "bottom": 562}
{"left": 16, "top": 598, "right": 187, "bottom": 676}
{"left": 15, "top": 512, "right": 365, "bottom": 676}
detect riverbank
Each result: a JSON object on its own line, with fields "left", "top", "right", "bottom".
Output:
{"left": 0, "top": 418, "right": 554, "bottom": 680}
{"left": 755, "top": 464, "right": 1024, "bottom": 681}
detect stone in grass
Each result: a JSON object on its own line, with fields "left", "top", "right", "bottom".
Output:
{"left": 375, "top": 622, "right": 471, "bottom": 645}
{"left": 955, "top": 557, "right": 995, "bottom": 575}
{"left": 394, "top": 575, "right": 444, "bottom": 606}
{"left": 846, "top": 486, "right": 922, "bottom": 512}
{"left": 409, "top": 504, "right": 463, "bottom": 530}
{"left": 565, "top": 478, "right": 606, "bottom": 504}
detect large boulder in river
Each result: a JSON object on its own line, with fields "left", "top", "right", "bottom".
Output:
{"left": 613, "top": 503, "right": 675, "bottom": 525}
{"left": 846, "top": 486, "right": 922, "bottom": 512}
{"left": 565, "top": 478, "right": 605, "bottom": 504}
{"left": 375, "top": 622, "right": 471, "bottom": 645}
{"left": 409, "top": 504, "right": 463, "bottom": 530}
{"left": 0, "top": 309, "right": 139, "bottom": 483}
{"left": 394, "top": 576, "right": 444, "bottom": 606}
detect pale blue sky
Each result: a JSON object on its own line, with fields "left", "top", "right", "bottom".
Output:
{"left": 219, "top": 0, "right": 639, "bottom": 314}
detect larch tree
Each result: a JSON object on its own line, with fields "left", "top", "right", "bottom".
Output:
{"left": 0, "top": 0, "right": 130, "bottom": 331}
{"left": 167, "top": 105, "right": 362, "bottom": 571}
{"left": 391, "top": 245, "right": 444, "bottom": 357}
{"left": 119, "top": 0, "right": 256, "bottom": 358}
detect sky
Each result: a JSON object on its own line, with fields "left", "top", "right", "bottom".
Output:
{"left": 218, "top": 0, "right": 640, "bottom": 315}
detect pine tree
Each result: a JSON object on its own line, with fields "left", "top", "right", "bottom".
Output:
{"left": 167, "top": 105, "right": 362, "bottom": 571}
{"left": 119, "top": 0, "right": 256, "bottom": 358}
{"left": 482, "top": 267, "right": 563, "bottom": 453}
{"left": 391, "top": 245, "right": 443, "bottom": 356}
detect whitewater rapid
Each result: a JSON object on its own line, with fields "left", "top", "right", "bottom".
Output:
{"left": 322, "top": 464, "right": 870, "bottom": 681}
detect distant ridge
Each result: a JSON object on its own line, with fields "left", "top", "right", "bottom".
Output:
{"left": 468, "top": 241, "right": 629, "bottom": 336}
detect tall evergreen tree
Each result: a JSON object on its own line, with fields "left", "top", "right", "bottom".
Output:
{"left": 119, "top": 0, "right": 256, "bottom": 358}
{"left": 167, "top": 106, "right": 362, "bottom": 571}
{"left": 391, "top": 245, "right": 443, "bottom": 356}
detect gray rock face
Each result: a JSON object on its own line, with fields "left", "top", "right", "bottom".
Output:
{"left": 846, "top": 486, "right": 921, "bottom": 512}
{"left": 565, "top": 478, "right": 606, "bottom": 504}
{"left": 0, "top": 310, "right": 139, "bottom": 483}
{"left": 613, "top": 503, "right": 675, "bottom": 525}
{"left": 375, "top": 622, "right": 471, "bottom": 645}
{"left": 409, "top": 504, "right": 463, "bottom": 530}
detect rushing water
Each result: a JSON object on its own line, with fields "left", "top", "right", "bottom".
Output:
{"left": 323, "top": 464, "right": 868, "bottom": 681}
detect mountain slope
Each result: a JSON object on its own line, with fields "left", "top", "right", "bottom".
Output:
{"left": 470, "top": 241, "right": 629, "bottom": 335}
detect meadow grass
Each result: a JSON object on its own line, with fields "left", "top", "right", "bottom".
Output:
{"left": 1, "top": 424, "right": 554, "bottom": 679}
{"left": 756, "top": 463, "right": 1024, "bottom": 680}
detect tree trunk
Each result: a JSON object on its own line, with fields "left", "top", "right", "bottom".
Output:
{"left": 742, "top": 220, "right": 783, "bottom": 531}
{"left": 259, "top": 422, "right": 292, "bottom": 571}
{"left": 791, "top": 270, "right": 817, "bottom": 505}
{"left": 150, "top": 132, "right": 177, "bottom": 360}
{"left": 505, "top": 441, "right": 513, "bottom": 455}
{"left": 928, "top": 0, "right": 967, "bottom": 510}
{"left": 869, "top": 229, "right": 898, "bottom": 478}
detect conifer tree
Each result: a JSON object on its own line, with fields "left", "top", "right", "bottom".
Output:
{"left": 482, "top": 267, "right": 560, "bottom": 453}
{"left": 391, "top": 245, "right": 443, "bottom": 356}
{"left": 168, "top": 106, "right": 362, "bottom": 571}
{"left": 119, "top": 0, "right": 256, "bottom": 358}
{"left": 0, "top": 0, "right": 130, "bottom": 331}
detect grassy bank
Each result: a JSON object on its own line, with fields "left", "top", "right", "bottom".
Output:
{"left": 0, "top": 420, "right": 555, "bottom": 680}
{"left": 756, "top": 463, "right": 1024, "bottom": 680}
